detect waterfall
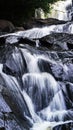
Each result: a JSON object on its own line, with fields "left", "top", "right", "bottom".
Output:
{"left": 0, "top": 21, "right": 73, "bottom": 130}
{"left": 48, "top": 0, "right": 72, "bottom": 21}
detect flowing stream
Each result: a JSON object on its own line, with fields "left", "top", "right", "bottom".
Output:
{"left": 0, "top": 21, "right": 73, "bottom": 130}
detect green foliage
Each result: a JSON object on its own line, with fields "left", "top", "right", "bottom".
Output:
{"left": 0, "top": 0, "right": 64, "bottom": 24}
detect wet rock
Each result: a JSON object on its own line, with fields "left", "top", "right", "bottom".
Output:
{"left": 3, "top": 46, "right": 27, "bottom": 76}
{"left": 18, "top": 37, "right": 36, "bottom": 46}
{"left": 65, "top": 82, "right": 73, "bottom": 102}
{"left": 23, "top": 18, "right": 66, "bottom": 29}
{"left": 67, "top": 42, "right": 73, "bottom": 49}
{"left": 0, "top": 127, "right": 5, "bottom": 130}
{"left": 34, "top": 18, "right": 66, "bottom": 26}
{"left": 0, "top": 37, "right": 5, "bottom": 45}
{"left": 38, "top": 59, "right": 52, "bottom": 73}
{"left": 0, "top": 94, "right": 22, "bottom": 130}
{"left": 39, "top": 33, "right": 73, "bottom": 50}
{"left": 0, "top": 34, "right": 36, "bottom": 46}
{"left": 0, "top": 128, "right": 5, "bottom": 130}
{"left": 58, "top": 51, "right": 73, "bottom": 59}
{"left": 0, "top": 94, "right": 11, "bottom": 113}
{"left": 53, "top": 121, "right": 73, "bottom": 130}
{"left": 0, "top": 112, "right": 22, "bottom": 130}
{"left": 38, "top": 58, "right": 67, "bottom": 81}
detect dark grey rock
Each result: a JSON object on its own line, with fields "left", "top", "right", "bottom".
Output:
{"left": 39, "top": 33, "right": 73, "bottom": 50}
{"left": 23, "top": 18, "right": 67, "bottom": 29}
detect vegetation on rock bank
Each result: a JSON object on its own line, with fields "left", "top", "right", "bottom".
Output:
{"left": 0, "top": 0, "right": 64, "bottom": 25}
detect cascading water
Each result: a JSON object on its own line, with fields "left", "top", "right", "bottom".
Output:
{"left": 0, "top": 21, "right": 73, "bottom": 130}
{"left": 48, "top": 0, "right": 72, "bottom": 21}
{"left": 0, "top": 21, "right": 73, "bottom": 42}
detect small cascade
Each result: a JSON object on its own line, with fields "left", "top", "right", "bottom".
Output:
{"left": 20, "top": 48, "right": 40, "bottom": 73}
{"left": 0, "top": 20, "right": 73, "bottom": 130}
{"left": 0, "top": 21, "right": 73, "bottom": 43}
{"left": 0, "top": 66, "right": 42, "bottom": 128}
{"left": 22, "top": 72, "right": 59, "bottom": 112}
{"left": 8, "top": 22, "right": 73, "bottom": 39}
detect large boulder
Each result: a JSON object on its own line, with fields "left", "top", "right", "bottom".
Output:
{"left": 0, "top": 20, "right": 15, "bottom": 34}
{"left": 39, "top": 33, "right": 73, "bottom": 50}
{"left": 0, "top": 93, "right": 22, "bottom": 130}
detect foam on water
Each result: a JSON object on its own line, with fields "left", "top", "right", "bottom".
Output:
{"left": 30, "top": 120, "right": 73, "bottom": 130}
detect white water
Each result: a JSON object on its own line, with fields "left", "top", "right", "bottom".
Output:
{"left": 30, "top": 120, "right": 73, "bottom": 130}
{"left": 20, "top": 48, "right": 40, "bottom": 73}
{"left": 48, "top": 0, "right": 72, "bottom": 21}
{"left": 0, "top": 19, "right": 73, "bottom": 130}
{"left": 0, "top": 47, "right": 72, "bottom": 130}
{"left": 8, "top": 22, "right": 73, "bottom": 39}
{"left": 0, "top": 21, "right": 73, "bottom": 44}
{"left": 22, "top": 90, "right": 41, "bottom": 123}
{"left": 22, "top": 73, "right": 59, "bottom": 94}
{"left": 0, "top": 44, "right": 72, "bottom": 129}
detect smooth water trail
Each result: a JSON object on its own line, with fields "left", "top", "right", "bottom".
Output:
{"left": 20, "top": 48, "right": 40, "bottom": 73}
{"left": 21, "top": 90, "right": 42, "bottom": 123}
